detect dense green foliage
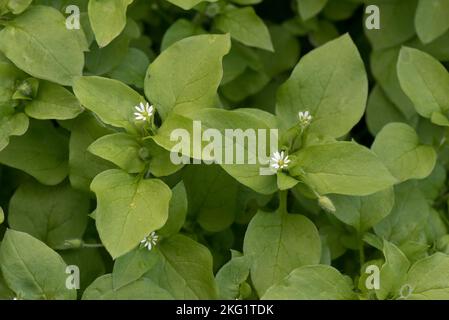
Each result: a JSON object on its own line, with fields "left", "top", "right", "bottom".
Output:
{"left": 1, "top": 0, "right": 449, "bottom": 300}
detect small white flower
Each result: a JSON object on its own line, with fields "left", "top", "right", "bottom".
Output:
{"left": 140, "top": 231, "right": 159, "bottom": 251}
{"left": 298, "top": 111, "right": 312, "bottom": 128}
{"left": 270, "top": 151, "right": 291, "bottom": 171}
{"left": 134, "top": 102, "right": 154, "bottom": 121}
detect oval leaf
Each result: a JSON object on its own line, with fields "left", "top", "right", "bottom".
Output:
{"left": 0, "top": 6, "right": 84, "bottom": 85}
{"left": 91, "top": 169, "right": 172, "bottom": 259}
{"left": 243, "top": 210, "right": 321, "bottom": 296}
{"left": 0, "top": 229, "right": 76, "bottom": 300}
{"left": 276, "top": 34, "right": 368, "bottom": 138}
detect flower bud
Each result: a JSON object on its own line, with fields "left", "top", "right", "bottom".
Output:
{"left": 64, "top": 239, "right": 83, "bottom": 249}
{"left": 13, "top": 78, "right": 39, "bottom": 100}
{"left": 318, "top": 196, "right": 336, "bottom": 213}
{"left": 139, "top": 147, "right": 151, "bottom": 161}
{"left": 205, "top": 3, "right": 221, "bottom": 18}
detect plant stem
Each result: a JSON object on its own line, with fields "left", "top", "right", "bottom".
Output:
{"left": 82, "top": 242, "right": 104, "bottom": 248}
{"left": 359, "top": 240, "right": 365, "bottom": 266}
{"left": 289, "top": 127, "right": 304, "bottom": 152}
{"left": 278, "top": 190, "right": 288, "bottom": 214}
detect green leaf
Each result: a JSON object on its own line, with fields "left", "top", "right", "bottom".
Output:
{"left": 0, "top": 120, "right": 68, "bottom": 185}
{"left": 410, "top": 30, "right": 449, "bottom": 62}
{"left": 364, "top": 0, "right": 417, "bottom": 50}
{"left": 322, "top": 0, "right": 359, "bottom": 21}
{"left": 290, "top": 142, "right": 397, "bottom": 196}
{"left": 0, "top": 6, "right": 84, "bottom": 86}
{"left": 85, "top": 27, "right": 131, "bottom": 75}
{"left": 0, "top": 207, "right": 3, "bottom": 224}
{"left": 372, "top": 123, "right": 437, "bottom": 182}
{"left": 164, "top": 0, "right": 217, "bottom": 10}
{"left": 214, "top": 7, "right": 273, "bottom": 51}
{"left": 329, "top": 187, "right": 395, "bottom": 234}
{"left": 377, "top": 241, "right": 410, "bottom": 300}
{"left": 374, "top": 182, "right": 430, "bottom": 260}
{"left": 262, "top": 265, "right": 357, "bottom": 300}
{"left": 144, "top": 234, "right": 218, "bottom": 299}
{"left": 0, "top": 109, "right": 29, "bottom": 152}
{"left": 112, "top": 247, "right": 159, "bottom": 290}
{"left": 371, "top": 47, "right": 416, "bottom": 120}
{"left": 2, "top": 0, "right": 33, "bottom": 14}
{"left": 152, "top": 108, "right": 278, "bottom": 195}
{"left": 276, "top": 34, "right": 368, "bottom": 138}
{"left": 221, "top": 69, "right": 270, "bottom": 102}
{"left": 73, "top": 76, "right": 144, "bottom": 133}
{"left": 144, "top": 138, "right": 184, "bottom": 177}
{"left": 161, "top": 19, "right": 205, "bottom": 52}
{"left": 8, "top": 180, "right": 89, "bottom": 249}
{"left": 425, "top": 208, "right": 448, "bottom": 244}
{"left": 144, "top": 34, "right": 231, "bottom": 120}
{"left": 308, "top": 19, "right": 340, "bottom": 47}
{"left": 406, "top": 253, "right": 449, "bottom": 299}
{"left": 243, "top": 210, "right": 321, "bottom": 296}
{"left": 397, "top": 47, "right": 449, "bottom": 120}
{"left": 158, "top": 182, "right": 188, "bottom": 237}
{"left": 415, "top": 0, "right": 449, "bottom": 44}
{"left": 88, "top": 0, "right": 134, "bottom": 47}
{"left": 60, "top": 247, "right": 106, "bottom": 293}
{"left": 0, "top": 268, "right": 15, "bottom": 299}
{"left": 88, "top": 133, "right": 145, "bottom": 173}
{"left": 431, "top": 111, "right": 449, "bottom": 127}
{"left": 297, "top": 0, "right": 328, "bottom": 21}
{"left": 258, "top": 25, "right": 301, "bottom": 77}
{"left": 0, "top": 229, "right": 76, "bottom": 300}
{"left": 83, "top": 274, "right": 173, "bottom": 299}
{"left": 67, "top": 112, "right": 115, "bottom": 192}
{"left": 183, "top": 165, "right": 239, "bottom": 232}
{"left": 215, "top": 251, "right": 251, "bottom": 300}
{"left": 91, "top": 169, "right": 172, "bottom": 259}
{"left": 25, "top": 81, "right": 83, "bottom": 120}
{"left": 417, "top": 162, "right": 446, "bottom": 201}
{"left": 277, "top": 172, "right": 299, "bottom": 191}
{"left": 109, "top": 48, "right": 149, "bottom": 88}
{"left": 0, "top": 50, "right": 26, "bottom": 105}
{"left": 366, "top": 85, "right": 408, "bottom": 136}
